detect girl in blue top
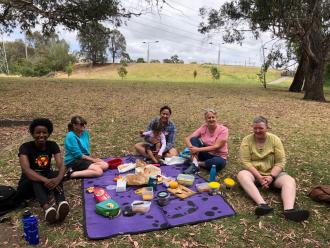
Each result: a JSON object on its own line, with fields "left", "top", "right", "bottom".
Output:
{"left": 64, "top": 116, "right": 108, "bottom": 179}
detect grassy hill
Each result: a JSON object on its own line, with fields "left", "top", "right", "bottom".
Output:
{"left": 56, "top": 63, "right": 282, "bottom": 84}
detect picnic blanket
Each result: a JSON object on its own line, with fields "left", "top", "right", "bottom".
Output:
{"left": 82, "top": 156, "right": 236, "bottom": 240}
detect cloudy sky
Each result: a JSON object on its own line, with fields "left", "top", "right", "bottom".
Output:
{"left": 4, "top": 0, "right": 274, "bottom": 66}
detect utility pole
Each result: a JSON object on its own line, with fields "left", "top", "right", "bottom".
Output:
{"left": 209, "top": 42, "right": 224, "bottom": 67}
{"left": 0, "top": 36, "right": 9, "bottom": 74}
{"left": 142, "top": 40, "right": 159, "bottom": 63}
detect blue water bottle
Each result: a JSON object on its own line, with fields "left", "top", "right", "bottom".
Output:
{"left": 209, "top": 164, "right": 217, "bottom": 182}
{"left": 22, "top": 210, "right": 39, "bottom": 245}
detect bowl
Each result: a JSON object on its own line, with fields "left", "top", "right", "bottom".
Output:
{"left": 107, "top": 158, "right": 123, "bottom": 169}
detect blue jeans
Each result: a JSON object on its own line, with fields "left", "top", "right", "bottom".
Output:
{"left": 190, "top": 137, "right": 226, "bottom": 172}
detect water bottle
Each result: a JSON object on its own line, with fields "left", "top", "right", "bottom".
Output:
{"left": 22, "top": 210, "right": 39, "bottom": 245}
{"left": 209, "top": 164, "right": 217, "bottom": 182}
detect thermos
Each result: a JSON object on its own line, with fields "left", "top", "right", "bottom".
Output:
{"left": 209, "top": 164, "right": 217, "bottom": 182}
{"left": 22, "top": 210, "right": 39, "bottom": 245}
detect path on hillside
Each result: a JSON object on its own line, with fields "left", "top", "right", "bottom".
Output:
{"left": 268, "top": 76, "right": 290, "bottom": 84}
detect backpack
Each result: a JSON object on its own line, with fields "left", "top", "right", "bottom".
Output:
{"left": 0, "top": 185, "right": 19, "bottom": 216}
{"left": 308, "top": 185, "right": 330, "bottom": 203}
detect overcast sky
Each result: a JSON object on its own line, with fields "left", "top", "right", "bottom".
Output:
{"left": 4, "top": 0, "right": 274, "bottom": 66}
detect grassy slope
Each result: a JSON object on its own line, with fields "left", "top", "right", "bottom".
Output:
{"left": 0, "top": 67, "right": 329, "bottom": 247}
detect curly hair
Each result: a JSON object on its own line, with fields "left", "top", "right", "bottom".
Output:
{"left": 29, "top": 118, "right": 53, "bottom": 135}
{"left": 160, "top": 105, "right": 172, "bottom": 115}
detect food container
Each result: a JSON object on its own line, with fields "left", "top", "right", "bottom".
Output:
{"left": 117, "top": 163, "right": 136, "bottom": 173}
{"left": 196, "top": 182, "right": 211, "bottom": 193}
{"left": 141, "top": 187, "right": 154, "bottom": 201}
{"left": 208, "top": 182, "right": 220, "bottom": 195}
{"left": 223, "top": 178, "right": 236, "bottom": 189}
{"left": 116, "top": 179, "right": 126, "bottom": 192}
{"left": 177, "top": 174, "right": 195, "bottom": 186}
{"left": 157, "top": 191, "right": 170, "bottom": 206}
{"left": 107, "top": 158, "right": 123, "bottom": 169}
{"left": 95, "top": 199, "right": 120, "bottom": 217}
{"left": 131, "top": 201, "right": 151, "bottom": 213}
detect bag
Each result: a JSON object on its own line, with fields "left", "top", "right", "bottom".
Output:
{"left": 0, "top": 185, "right": 19, "bottom": 216}
{"left": 308, "top": 185, "right": 330, "bottom": 203}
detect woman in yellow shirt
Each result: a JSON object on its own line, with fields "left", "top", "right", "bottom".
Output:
{"left": 238, "top": 116, "right": 309, "bottom": 222}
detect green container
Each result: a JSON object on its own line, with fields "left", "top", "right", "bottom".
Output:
{"left": 95, "top": 199, "right": 120, "bottom": 218}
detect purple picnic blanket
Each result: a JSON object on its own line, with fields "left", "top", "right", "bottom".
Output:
{"left": 82, "top": 156, "right": 236, "bottom": 239}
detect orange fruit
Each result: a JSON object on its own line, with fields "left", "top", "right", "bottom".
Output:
{"left": 169, "top": 181, "right": 179, "bottom": 189}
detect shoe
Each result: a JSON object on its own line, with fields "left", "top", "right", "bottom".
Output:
{"left": 45, "top": 207, "right": 57, "bottom": 224}
{"left": 183, "top": 163, "right": 199, "bottom": 174}
{"left": 57, "top": 201, "right": 70, "bottom": 222}
{"left": 255, "top": 204, "right": 273, "bottom": 216}
{"left": 284, "top": 209, "right": 310, "bottom": 222}
{"left": 62, "top": 168, "right": 73, "bottom": 181}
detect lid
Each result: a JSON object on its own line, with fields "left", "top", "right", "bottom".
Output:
{"left": 224, "top": 178, "right": 236, "bottom": 187}
{"left": 208, "top": 182, "right": 220, "bottom": 189}
{"left": 157, "top": 191, "right": 169, "bottom": 198}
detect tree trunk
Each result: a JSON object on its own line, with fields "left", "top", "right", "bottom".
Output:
{"left": 289, "top": 55, "right": 305, "bottom": 92}
{"left": 302, "top": 1, "right": 326, "bottom": 102}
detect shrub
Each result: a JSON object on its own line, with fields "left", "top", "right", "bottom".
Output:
{"left": 210, "top": 66, "right": 220, "bottom": 80}
{"left": 117, "top": 66, "right": 128, "bottom": 79}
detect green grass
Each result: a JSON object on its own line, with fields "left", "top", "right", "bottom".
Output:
{"left": 0, "top": 73, "right": 329, "bottom": 247}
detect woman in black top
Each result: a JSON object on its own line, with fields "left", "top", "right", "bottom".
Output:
{"left": 16, "top": 118, "right": 69, "bottom": 224}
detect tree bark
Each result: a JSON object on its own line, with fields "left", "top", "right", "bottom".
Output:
{"left": 302, "top": 1, "right": 326, "bottom": 102}
{"left": 289, "top": 55, "right": 305, "bottom": 92}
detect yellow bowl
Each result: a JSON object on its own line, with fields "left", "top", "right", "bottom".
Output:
{"left": 208, "top": 182, "right": 220, "bottom": 189}
{"left": 224, "top": 178, "right": 236, "bottom": 187}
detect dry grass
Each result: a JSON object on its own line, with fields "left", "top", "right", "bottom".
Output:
{"left": 0, "top": 76, "right": 329, "bottom": 247}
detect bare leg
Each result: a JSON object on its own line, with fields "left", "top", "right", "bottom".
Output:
{"left": 134, "top": 142, "right": 147, "bottom": 157}
{"left": 237, "top": 170, "right": 267, "bottom": 205}
{"left": 273, "top": 175, "right": 296, "bottom": 210}
{"left": 147, "top": 149, "right": 158, "bottom": 163}
{"left": 94, "top": 160, "right": 108, "bottom": 171}
{"left": 71, "top": 164, "right": 103, "bottom": 178}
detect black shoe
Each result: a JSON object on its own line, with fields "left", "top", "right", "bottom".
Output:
{"left": 62, "top": 168, "right": 73, "bottom": 181}
{"left": 183, "top": 163, "right": 199, "bottom": 174}
{"left": 255, "top": 204, "right": 273, "bottom": 216}
{"left": 45, "top": 207, "right": 57, "bottom": 224}
{"left": 284, "top": 209, "right": 310, "bottom": 222}
{"left": 57, "top": 201, "right": 70, "bottom": 222}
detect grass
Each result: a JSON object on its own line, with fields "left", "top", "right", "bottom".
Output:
{"left": 0, "top": 66, "right": 329, "bottom": 247}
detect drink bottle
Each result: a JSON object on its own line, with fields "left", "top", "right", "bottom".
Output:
{"left": 22, "top": 210, "right": 39, "bottom": 245}
{"left": 209, "top": 164, "right": 217, "bottom": 182}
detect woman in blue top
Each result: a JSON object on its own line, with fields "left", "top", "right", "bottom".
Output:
{"left": 64, "top": 116, "right": 108, "bottom": 179}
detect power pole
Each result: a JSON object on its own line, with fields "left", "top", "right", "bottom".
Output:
{"left": 0, "top": 36, "right": 9, "bottom": 74}
{"left": 142, "top": 41, "right": 159, "bottom": 63}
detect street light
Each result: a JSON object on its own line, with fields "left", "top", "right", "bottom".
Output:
{"left": 142, "top": 40, "right": 159, "bottom": 63}
{"left": 209, "top": 42, "right": 224, "bottom": 67}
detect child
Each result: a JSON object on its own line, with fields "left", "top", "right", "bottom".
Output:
{"left": 16, "top": 118, "right": 69, "bottom": 224}
{"left": 140, "top": 121, "right": 166, "bottom": 163}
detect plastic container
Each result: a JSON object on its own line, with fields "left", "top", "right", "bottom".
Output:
{"left": 208, "top": 182, "right": 220, "bottom": 195}
{"left": 93, "top": 187, "right": 111, "bottom": 202}
{"left": 107, "top": 158, "right": 123, "bottom": 169}
{"left": 196, "top": 182, "right": 211, "bottom": 193}
{"left": 95, "top": 199, "right": 120, "bottom": 217}
{"left": 177, "top": 174, "right": 195, "bottom": 186}
{"left": 131, "top": 201, "right": 151, "bottom": 213}
{"left": 209, "top": 165, "right": 217, "bottom": 182}
{"left": 22, "top": 210, "right": 39, "bottom": 245}
{"left": 223, "top": 178, "right": 236, "bottom": 189}
{"left": 157, "top": 191, "right": 170, "bottom": 206}
{"left": 141, "top": 187, "right": 154, "bottom": 201}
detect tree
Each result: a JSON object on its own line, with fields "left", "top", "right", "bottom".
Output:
{"left": 210, "top": 66, "right": 220, "bottom": 80}
{"left": 109, "top": 29, "right": 127, "bottom": 63}
{"left": 66, "top": 62, "right": 73, "bottom": 78}
{"left": 136, "top": 58, "right": 145, "bottom": 63}
{"left": 193, "top": 70, "right": 197, "bottom": 80}
{"left": 150, "top": 59, "right": 160, "bottom": 63}
{"left": 78, "top": 22, "right": 110, "bottom": 65}
{"left": 199, "top": 0, "right": 330, "bottom": 102}
{"left": 117, "top": 66, "right": 127, "bottom": 79}
{"left": 163, "top": 58, "right": 172, "bottom": 63}
{"left": 0, "top": 1, "right": 130, "bottom": 35}
{"left": 170, "top": 54, "right": 184, "bottom": 64}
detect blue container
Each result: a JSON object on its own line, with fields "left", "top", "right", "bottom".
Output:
{"left": 22, "top": 210, "right": 39, "bottom": 245}
{"left": 209, "top": 164, "right": 217, "bottom": 182}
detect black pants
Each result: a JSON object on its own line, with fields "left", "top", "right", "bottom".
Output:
{"left": 16, "top": 171, "right": 65, "bottom": 207}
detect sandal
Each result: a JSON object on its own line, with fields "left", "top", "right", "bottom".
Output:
{"left": 284, "top": 209, "right": 310, "bottom": 222}
{"left": 255, "top": 203, "right": 273, "bottom": 216}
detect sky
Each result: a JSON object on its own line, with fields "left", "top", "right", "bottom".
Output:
{"left": 3, "top": 0, "right": 274, "bottom": 66}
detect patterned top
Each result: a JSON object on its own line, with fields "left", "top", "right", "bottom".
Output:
{"left": 147, "top": 118, "right": 176, "bottom": 152}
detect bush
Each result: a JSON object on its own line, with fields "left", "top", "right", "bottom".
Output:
{"left": 210, "top": 66, "right": 220, "bottom": 80}
{"left": 66, "top": 62, "right": 73, "bottom": 77}
{"left": 117, "top": 66, "right": 128, "bottom": 79}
